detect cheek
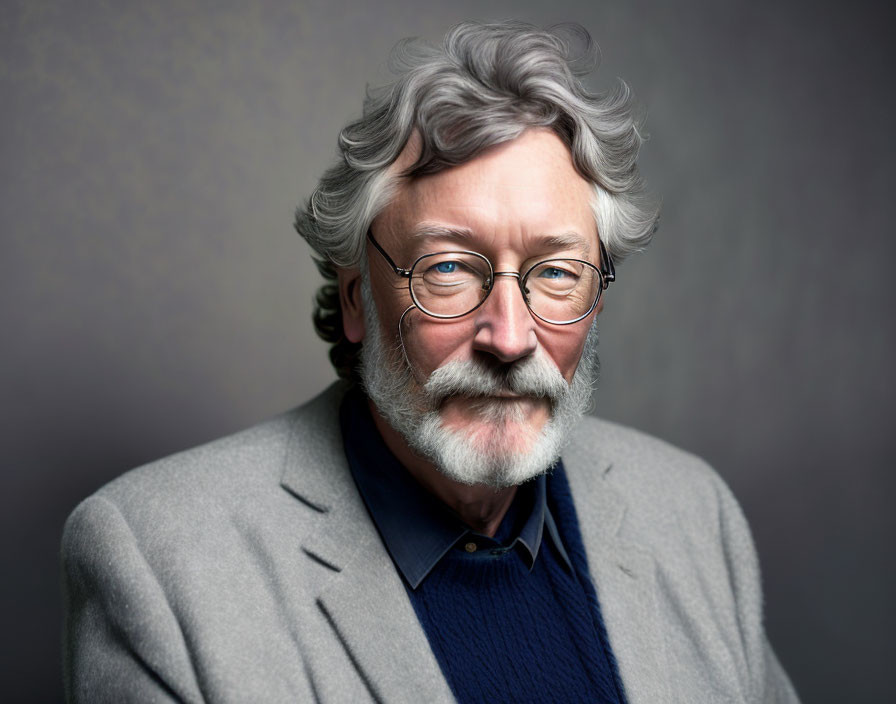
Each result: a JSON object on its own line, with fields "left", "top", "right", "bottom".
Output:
{"left": 369, "top": 272, "right": 416, "bottom": 338}
{"left": 403, "top": 316, "right": 474, "bottom": 375}
{"left": 540, "top": 324, "right": 592, "bottom": 382}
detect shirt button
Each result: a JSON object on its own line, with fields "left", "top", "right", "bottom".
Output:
{"left": 464, "top": 542, "right": 478, "bottom": 553}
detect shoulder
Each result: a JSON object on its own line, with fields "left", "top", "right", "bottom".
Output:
{"left": 568, "top": 414, "right": 723, "bottom": 499}
{"left": 565, "top": 414, "right": 748, "bottom": 553}
{"left": 63, "top": 382, "right": 348, "bottom": 553}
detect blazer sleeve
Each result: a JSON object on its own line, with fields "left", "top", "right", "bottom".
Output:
{"left": 61, "top": 495, "right": 204, "bottom": 704}
{"left": 715, "top": 477, "right": 801, "bottom": 704}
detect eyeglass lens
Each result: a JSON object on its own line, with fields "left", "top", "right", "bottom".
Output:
{"left": 410, "top": 252, "right": 602, "bottom": 322}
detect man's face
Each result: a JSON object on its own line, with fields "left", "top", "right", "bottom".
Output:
{"left": 344, "top": 128, "right": 603, "bottom": 485}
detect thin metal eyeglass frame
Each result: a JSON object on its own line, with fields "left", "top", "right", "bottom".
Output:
{"left": 366, "top": 229, "right": 616, "bottom": 325}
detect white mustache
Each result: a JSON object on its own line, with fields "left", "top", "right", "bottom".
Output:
{"left": 421, "top": 352, "right": 569, "bottom": 406}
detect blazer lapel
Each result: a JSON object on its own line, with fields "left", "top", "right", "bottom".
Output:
{"left": 313, "top": 520, "right": 455, "bottom": 702}
{"left": 280, "top": 385, "right": 454, "bottom": 703}
{"left": 564, "top": 438, "right": 674, "bottom": 704}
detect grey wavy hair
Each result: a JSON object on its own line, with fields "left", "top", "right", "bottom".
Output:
{"left": 294, "top": 20, "right": 659, "bottom": 379}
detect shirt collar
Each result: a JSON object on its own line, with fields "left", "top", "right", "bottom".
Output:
{"left": 339, "top": 387, "right": 572, "bottom": 589}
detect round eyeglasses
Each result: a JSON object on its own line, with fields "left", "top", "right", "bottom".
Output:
{"left": 367, "top": 230, "right": 615, "bottom": 325}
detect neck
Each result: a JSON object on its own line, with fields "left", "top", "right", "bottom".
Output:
{"left": 368, "top": 398, "right": 516, "bottom": 536}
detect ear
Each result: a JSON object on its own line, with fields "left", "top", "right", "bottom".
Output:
{"left": 337, "top": 267, "right": 365, "bottom": 343}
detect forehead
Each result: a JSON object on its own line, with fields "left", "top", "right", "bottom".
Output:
{"left": 377, "top": 129, "right": 597, "bottom": 253}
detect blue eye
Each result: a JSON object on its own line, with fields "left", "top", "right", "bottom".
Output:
{"left": 435, "top": 261, "right": 457, "bottom": 274}
{"left": 538, "top": 267, "right": 567, "bottom": 279}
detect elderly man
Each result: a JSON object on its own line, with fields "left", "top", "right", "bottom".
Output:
{"left": 62, "top": 21, "right": 799, "bottom": 704}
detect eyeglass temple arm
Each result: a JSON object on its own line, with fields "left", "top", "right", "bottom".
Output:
{"left": 600, "top": 240, "right": 616, "bottom": 288}
{"left": 367, "top": 229, "right": 411, "bottom": 277}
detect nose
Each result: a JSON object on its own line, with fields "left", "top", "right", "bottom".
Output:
{"left": 471, "top": 273, "right": 538, "bottom": 363}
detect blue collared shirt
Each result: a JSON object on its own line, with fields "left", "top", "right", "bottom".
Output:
{"left": 339, "top": 387, "right": 573, "bottom": 588}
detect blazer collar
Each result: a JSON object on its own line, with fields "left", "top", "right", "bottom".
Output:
{"left": 279, "top": 382, "right": 353, "bottom": 513}
{"left": 563, "top": 424, "right": 673, "bottom": 704}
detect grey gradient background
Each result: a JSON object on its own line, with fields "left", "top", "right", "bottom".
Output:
{"left": 2, "top": 0, "right": 893, "bottom": 701}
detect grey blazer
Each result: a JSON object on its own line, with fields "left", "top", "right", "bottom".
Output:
{"left": 62, "top": 383, "right": 799, "bottom": 703}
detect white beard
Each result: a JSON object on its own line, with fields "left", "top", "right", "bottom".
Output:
{"left": 358, "top": 270, "right": 600, "bottom": 488}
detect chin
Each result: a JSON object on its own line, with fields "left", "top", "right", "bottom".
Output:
{"left": 455, "top": 405, "right": 544, "bottom": 454}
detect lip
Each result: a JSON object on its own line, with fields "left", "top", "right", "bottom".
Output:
{"left": 438, "top": 392, "right": 524, "bottom": 406}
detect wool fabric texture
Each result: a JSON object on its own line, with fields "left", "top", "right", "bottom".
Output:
{"left": 404, "top": 467, "right": 627, "bottom": 704}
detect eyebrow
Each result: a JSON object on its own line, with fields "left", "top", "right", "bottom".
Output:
{"left": 409, "top": 223, "right": 593, "bottom": 256}
{"left": 409, "top": 224, "right": 475, "bottom": 241}
{"left": 537, "top": 232, "right": 593, "bottom": 256}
